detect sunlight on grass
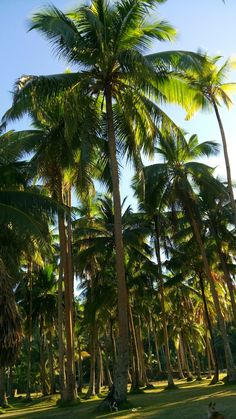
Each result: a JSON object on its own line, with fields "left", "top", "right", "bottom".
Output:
{"left": 2, "top": 379, "right": 236, "bottom": 419}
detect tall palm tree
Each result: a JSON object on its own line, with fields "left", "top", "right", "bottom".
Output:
{"left": 142, "top": 130, "right": 236, "bottom": 381}
{"left": 185, "top": 55, "right": 236, "bottom": 227}
{"left": 6, "top": 0, "right": 207, "bottom": 401}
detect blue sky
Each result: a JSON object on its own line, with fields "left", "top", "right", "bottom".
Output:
{"left": 1, "top": 0, "right": 236, "bottom": 205}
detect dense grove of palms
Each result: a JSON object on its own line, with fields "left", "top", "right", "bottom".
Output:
{"left": 0, "top": 0, "right": 236, "bottom": 410}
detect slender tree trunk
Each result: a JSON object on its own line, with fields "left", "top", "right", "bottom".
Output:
{"left": 47, "top": 330, "right": 55, "bottom": 394}
{"left": 211, "top": 220, "right": 236, "bottom": 327}
{"left": 26, "top": 268, "right": 32, "bottom": 401}
{"left": 95, "top": 343, "right": 103, "bottom": 395}
{"left": 154, "top": 217, "right": 175, "bottom": 387}
{"left": 0, "top": 368, "right": 7, "bottom": 408}
{"left": 199, "top": 272, "right": 219, "bottom": 384}
{"left": 206, "top": 334, "right": 212, "bottom": 379}
{"left": 65, "top": 187, "right": 77, "bottom": 397}
{"left": 213, "top": 100, "right": 236, "bottom": 228}
{"left": 179, "top": 333, "right": 193, "bottom": 381}
{"left": 104, "top": 353, "right": 113, "bottom": 388}
{"left": 189, "top": 212, "right": 236, "bottom": 382}
{"left": 77, "top": 336, "right": 83, "bottom": 393}
{"left": 86, "top": 326, "right": 96, "bottom": 398}
{"left": 8, "top": 367, "right": 14, "bottom": 398}
{"left": 105, "top": 85, "right": 129, "bottom": 403}
{"left": 176, "top": 340, "right": 185, "bottom": 379}
{"left": 153, "top": 331, "right": 162, "bottom": 373}
{"left": 57, "top": 239, "right": 66, "bottom": 398}
{"left": 58, "top": 208, "right": 76, "bottom": 401}
{"left": 128, "top": 305, "right": 140, "bottom": 391}
{"left": 110, "top": 319, "right": 117, "bottom": 377}
{"left": 40, "top": 317, "right": 49, "bottom": 396}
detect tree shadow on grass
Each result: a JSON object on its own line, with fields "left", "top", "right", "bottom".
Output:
{"left": 3, "top": 381, "right": 236, "bottom": 419}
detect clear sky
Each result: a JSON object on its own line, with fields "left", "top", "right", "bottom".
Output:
{"left": 1, "top": 0, "right": 236, "bottom": 205}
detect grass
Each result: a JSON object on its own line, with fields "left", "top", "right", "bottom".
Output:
{"left": 1, "top": 378, "right": 236, "bottom": 418}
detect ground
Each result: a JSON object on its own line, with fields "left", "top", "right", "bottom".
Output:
{"left": 1, "top": 378, "right": 236, "bottom": 418}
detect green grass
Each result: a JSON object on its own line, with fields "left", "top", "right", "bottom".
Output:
{"left": 2, "top": 378, "right": 236, "bottom": 418}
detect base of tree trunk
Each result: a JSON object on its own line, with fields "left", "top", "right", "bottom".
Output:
{"left": 209, "top": 374, "right": 219, "bottom": 385}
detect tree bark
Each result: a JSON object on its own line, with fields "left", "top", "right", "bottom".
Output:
{"left": 199, "top": 272, "right": 219, "bottom": 384}
{"left": 175, "top": 340, "right": 185, "bottom": 379}
{"left": 0, "top": 368, "right": 7, "bottom": 408}
{"left": 58, "top": 208, "right": 76, "bottom": 401}
{"left": 128, "top": 304, "right": 141, "bottom": 391}
{"left": 189, "top": 213, "right": 236, "bottom": 382}
{"left": 154, "top": 217, "right": 175, "bottom": 387}
{"left": 47, "top": 330, "right": 55, "bottom": 394}
{"left": 57, "top": 236, "right": 66, "bottom": 398}
{"left": 153, "top": 331, "right": 162, "bottom": 373}
{"left": 105, "top": 85, "right": 129, "bottom": 403}
{"left": 210, "top": 219, "right": 236, "bottom": 328}
{"left": 26, "top": 267, "right": 32, "bottom": 401}
{"left": 40, "top": 317, "right": 49, "bottom": 396}
{"left": 77, "top": 336, "right": 83, "bottom": 393}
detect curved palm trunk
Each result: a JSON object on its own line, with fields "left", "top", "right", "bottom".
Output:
{"left": 105, "top": 85, "right": 129, "bottom": 403}
{"left": 213, "top": 101, "right": 236, "bottom": 228}
{"left": 210, "top": 220, "right": 236, "bottom": 327}
{"left": 189, "top": 211, "right": 236, "bottom": 382}
{"left": 199, "top": 272, "right": 219, "bottom": 384}
{"left": 154, "top": 217, "right": 175, "bottom": 387}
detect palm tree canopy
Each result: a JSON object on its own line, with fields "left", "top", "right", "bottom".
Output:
{"left": 185, "top": 54, "right": 236, "bottom": 119}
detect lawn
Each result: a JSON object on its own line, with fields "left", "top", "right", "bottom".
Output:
{"left": 2, "top": 378, "right": 236, "bottom": 419}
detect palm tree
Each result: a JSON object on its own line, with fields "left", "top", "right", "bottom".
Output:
{"left": 185, "top": 55, "right": 236, "bottom": 227}
{"left": 142, "top": 130, "right": 236, "bottom": 381}
{"left": 6, "top": 0, "right": 207, "bottom": 400}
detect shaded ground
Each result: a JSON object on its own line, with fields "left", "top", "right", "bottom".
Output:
{"left": 2, "top": 378, "right": 236, "bottom": 418}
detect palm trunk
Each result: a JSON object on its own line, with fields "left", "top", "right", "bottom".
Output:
{"left": 95, "top": 343, "right": 103, "bottom": 394}
{"left": 180, "top": 333, "right": 193, "bottom": 381}
{"left": 58, "top": 208, "right": 76, "bottom": 401}
{"left": 176, "top": 342, "right": 185, "bottom": 379}
{"left": 153, "top": 331, "right": 162, "bottom": 373}
{"left": 189, "top": 211, "right": 236, "bottom": 382}
{"left": 57, "top": 239, "right": 66, "bottom": 397}
{"left": 199, "top": 272, "right": 219, "bottom": 383}
{"left": 47, "top": 330, "right": 55, "bottom": 394}
{"left": 77, "top": 336, "right": 83, "bottom": 393}
{"left": 206, "top": 334, "right": 212, "bottom": 379}
{"left": 210, "top": 219, "right": 236, "bottom": 327}
{"left": 0, "top": 368, "right": 7, "bottom": 408}
{"left": 86, "top": 328, "right": 96, "bottom": 397}
{"left": 128, "top": 305, "right": 140, "bottom": 391}
{"left": 65, "top": 187, "right": 76, "bottom": 394}
{"left": 40, "top": 316, "right": 49, "bottom": 396}
{"left": 104, "top": 352, "right": 113, "bottom": 388}
{"left": 26, "top": 268, "right": 32, "bottom": 401}
{"left": 154, "top": 217, "right": 174, "bottom": 387}
{"left": 105, "top": 85, "right": 129, "bottom": 403}
{"left": 213, "top": 100, "right": 236, "bottom": 228}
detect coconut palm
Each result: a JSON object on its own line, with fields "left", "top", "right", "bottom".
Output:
{"left": 185, "top": 55, "right": 236, "bottom": 227}
{"left": 5, "top": 0, "right": 208, "bottom": 400}
{"left": 142, "top": 130, "right": 236, "bottom": 381}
